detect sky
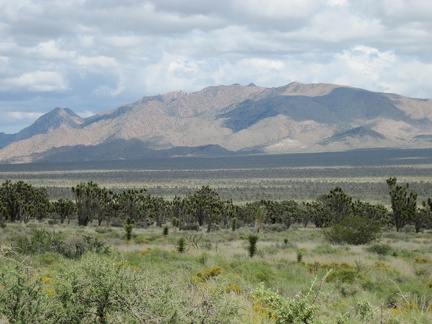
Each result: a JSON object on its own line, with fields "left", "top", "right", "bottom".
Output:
{"left": 1, "top": 0, "right": 431, "bottom": 134}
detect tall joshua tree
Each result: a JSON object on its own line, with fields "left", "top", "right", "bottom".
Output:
{"left": 386, "top": 177, "right": 417, "bottom": 232}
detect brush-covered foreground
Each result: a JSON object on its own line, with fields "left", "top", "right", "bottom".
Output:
{"left": 1, "top": 222, "right": 432, "bottom": 323}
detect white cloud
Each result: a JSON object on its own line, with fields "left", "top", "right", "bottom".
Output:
{"left": 1, "top": 0, "right": 432, "bottom": 133}
{"left": 3, "top": 71, "right": 68, "bottom": 92}
{"left": 76, "top": 110, "right": 94, "bottom": 118}
{"left": 30, "top": 40, "right": 75, "bottom": 59}
{"left": 326, "top": 0, "right": 348, "bottom": 7}
{"left": 75, "top": 56, "right": 118, "bottom": 69}
{"left": 336, "top": 46, "right": 396, "bottom": 80}
{"left": 234, "top": 0, "right": 321, "bottom": 19}
{"left": 102, "top": 35, "right": 141, "bottom": 48}
{"left": 7, "top": 111, "right": 44, "bottom": 120}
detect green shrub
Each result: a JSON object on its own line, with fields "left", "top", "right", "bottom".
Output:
{"left": 172, "top": 217, "right": 179, "bottom": 228}
{"left": 0, "top": 261, "right": 50, "bottom": 323}
{"left": 95, "top": 227, "right": 112, "bottom": 234}
{"left": 133, "top": 234, "right": 149, "bottom": 244}
{"left": 251, "top": 281, "right": 319, "bottom": 323}
{"left": 124, "top": 217, "right": 135, "bottom": 241}
{"left": 366, "top": 243, "right": 393, "bottom": 255}
{"left": 177, "top": 237, "right": 186, "bottom": 254}
{"left": 297, "top": 250, "right": 303, "bottom": 263}
{"left": 13, "top": 229, "right": 109, "bottom": 259}
{"left": 327, "top": 268, "right": 357, "bottom": 283}
{"left": 324, "top": 215, "right": 381, "bottom": 245}
{"left": 179, "top": 224, "right": 200, "bottom": 231}
{"left": 14, "top": 228, "right": 64, "bottom": 255}
{"left": 263, "top": 223, "right": 287, "bottom": 232}
{"left": 163, "top": 225, "right": 169, "bottom": 236}
{"left": 247, "top": 234, "right": 259, "bottom": 258}
{"left": 231, "top": 217, "right": 237, "bottom": 232}
{"left": 194, "top": 265, "right": 223, "bottom": 282}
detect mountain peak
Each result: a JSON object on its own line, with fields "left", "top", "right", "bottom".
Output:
{"left": 278, "top": 81, "right": 346, "bottom": 97}
{"left": 14, "top": 107, "right": 83, "bottom": 141}
{"left": 1, "top": 82, "right": 432, "bottom": 163}
{"left": 31, "top": 107, "right": 83, "bottom": 129}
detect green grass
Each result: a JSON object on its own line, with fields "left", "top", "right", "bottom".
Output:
{"left": 1, "top": 221, "right": 431, "bottom": 323}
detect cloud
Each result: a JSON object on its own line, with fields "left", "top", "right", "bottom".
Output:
{"left": 7, "top": 111, "right": 44, "bottom": 120}
{"left": 76, "top": 56, "right": 118, "bottom": 69}
{"left": 3, "top": 71, "right": 69, "bottom": 92}
{"left": 30, "top": 40, "right": 75, "bottom": 60}
{"left": 0, "top": 111, "right": 43, "bottom": 134}
{"left": 1, "top": 0, "right": 432, "bottom": 133}
{"left": 76, "top": 110, "right": 94, "bottom": 118}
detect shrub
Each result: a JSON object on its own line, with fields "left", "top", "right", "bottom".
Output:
{"left": 180, "top": 224, "right": 200, "bottom": 231}
{"left": 324, "top": 215, "right": 381, "bottom": 245}
{"left": 124, "top": 217, "right": 135, "bottom": 241}
{"left": 366, "top": 244, "right": 393, "bottom": 256}
{"left": 134, "top": 235, "right": 150, "bottom": 244}
{"left": 14, "top": 228, "right": 64, "bottom": 255}
{"left": 172, "top": 217, "right": 179, "bottom": 228}
{"left": 263, "top": 223, "right": 287, "bottom": 232}
{"left": 297, "top": 250, "right": 303, "bottom": 263}
{"left": 251, "top": 278, "right": 323, "bottom": 323}
{"left": 177, "top": 237, "right": 186, "bottom": 254}
{"left": 247, "top": 234, "right": 259, "bottom": 258}
{"left": 0, "top": 260, "right": 50, "bottom": 323}
{"left": 13, "top": 229, "right": 109, "bottom": 259}
{"left": 327, "top": 268, "right": 357, "bottom": 283}
{"left": 194, "top": 265, "right": 223, "bottom": 283}
{"left": 163, "top": 225, "right": 169, "bottom": 236}
{"left": 231, "top": 217, "right": 237, "bottom": 232}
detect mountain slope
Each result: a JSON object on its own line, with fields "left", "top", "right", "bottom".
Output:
{"left": 0, "top": 108, "right": 84, "bottom": 150}
{"left": 0, "top": 82, "right": 431, "bottom": 163}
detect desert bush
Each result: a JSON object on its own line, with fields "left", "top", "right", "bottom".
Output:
{"left": 124, "top": 217, "right": 135, "bottom": 241}
{"left": 263, "top": 223, "right": 287, "bottom": 232}
{"left": 251, "top": 275, "right": 326, "bottom": 324}
{"left": 1, "top": 253, "right": 243, "bottom": 323}
{"left": 14, "top": 228, "right": 64, "bottom": 255}
{"left": 327, "top": 268, "right": 358, "bottom": 284}
{"left": 0, "top": 260, "right": 51, "bottom": 323}
{"left": 247, "top": 234, "right": 259, "bottom": 258}
{"left": 163, "top": 224, "right": 169, "bottom": 236}
{"left": 13, "top": 228, "right": 109, "bottom": 259}
{"left": 180, "top": 223, "right": 200, "bottom": 231}
{"left": 366, "top": 243, "right": 393, "bottom": 256}
{"left": 63, "top": 235, "right": 110, "bottom": 258}
{"left": 324, "top": 215, "right": 382, "bottom": 245}
{"left": 109, "top": 217, "right": 123, "bottom": 227}
{"left": 94, "top": 226, "right": 112, "bottom": 234}
{"left": 297, "top": 250, "right": 303, "bottom": 263}
{"left": 194, "top": 265, "right": 223, "bottom": 283}
{"left": 231, "top": 217, "right": 237, "bottom": 231}
{"left": 177, "top": 237, "right": 186, "bottom": 253}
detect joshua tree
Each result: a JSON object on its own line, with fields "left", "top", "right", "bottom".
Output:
{"left": 254, "top": 206, "right": 266, "bottom": 233}
{"left": 415, "top": 198, "right": 432, "bottom": 233}
{"left": 0, "top": 180, "right": 49, "bottom": 223}
{"left": 177, "top": 237, "right": 186, "bottom": 254}
{"left": 124, "top": 217, "right": 135, "bottom": 241}
{"left": 231, "top": 217, "right": 237, "bottom": 232}
{"left": 387, "top": 177, "right": 417, "bottom": 232}
{"left": 52, "top": 198, "right": 76, "bottom": 224}
{"left": 247, "top": 234, "right": 259, "bottom": 258}
{"left": 71, "top": 181, "right": 102, "bottom": 226}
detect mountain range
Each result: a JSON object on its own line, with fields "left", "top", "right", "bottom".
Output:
{"left": 0, "top": 82, "right": 431, "bottom": 163}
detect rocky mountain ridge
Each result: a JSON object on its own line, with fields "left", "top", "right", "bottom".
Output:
{"left": 1, "top": 82, "right": 431, "bottom": 163}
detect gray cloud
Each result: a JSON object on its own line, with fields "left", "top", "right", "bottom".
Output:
{"left": 0, "top": 0, "right": 431, "bottom": 133}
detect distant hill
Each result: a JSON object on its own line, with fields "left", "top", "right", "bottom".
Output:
{"left": 0, "top": 82, "right": 431, "bottom": 163}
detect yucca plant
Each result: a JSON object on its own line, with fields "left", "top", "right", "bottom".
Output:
{"left": 247, "top": 234, "right": 259, "bottom": 258}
